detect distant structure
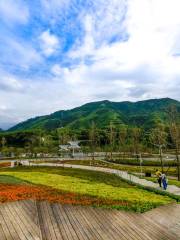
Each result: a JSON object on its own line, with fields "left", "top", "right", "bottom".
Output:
{"left": 59, "top": 141, "right": 82, "bottom": 158}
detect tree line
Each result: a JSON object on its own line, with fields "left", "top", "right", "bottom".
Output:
{"left": 0, "top": 106, "right": 179, "bottom": 179}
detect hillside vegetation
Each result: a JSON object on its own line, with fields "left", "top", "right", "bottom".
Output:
{"left": 8, "top": 98, "right": 180, "bottom": 131}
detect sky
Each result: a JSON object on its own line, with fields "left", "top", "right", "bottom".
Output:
{"left": 0, "top": 0, "right": 180, "bottom": 129}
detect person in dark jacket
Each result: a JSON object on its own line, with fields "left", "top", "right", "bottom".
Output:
{"left": 155, "top": 169, "right": 162, "bottom": 187}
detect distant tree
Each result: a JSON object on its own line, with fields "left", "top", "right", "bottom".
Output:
{"left": 89, "top": 122, "right": 97, "bottom": 162}
{"left": 118, "top": 126, "right": 127, "bottom": 159}
{"left": 1, "top": 146, "right": 10, "bottom": 157}
{"left": 57, "top": 128, "right": 71, "bottom": 145}
{"left": 1, "top": 136, "right": 6, "bottom": 148}
{"left": 168, "top": 106, "right": 180, "bottom": 180}
{"left": 0, "top": 136, "right": 7, "bottom": 156}
{"left": 108, "top": 122, "right": 116, "bottom": 161}
{"left": 38, "top": 130, "right": 45, "bottom": 148}
{"left": 149, "top": 124, "right": 167, "bottom": 172}
{"left": 14, "top": 147, "right": 25, "bottom": 158}
{"left": 130, "top": 127, "right": 142, "bottom": 160}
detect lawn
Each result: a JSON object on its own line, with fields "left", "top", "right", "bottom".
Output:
{"left": 40, "top": 159, "right": 177, "bottom": 176}
{"left": 0, "top": 166, "right": 174, "bottom": 212}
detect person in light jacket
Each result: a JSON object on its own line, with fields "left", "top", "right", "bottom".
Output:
{"left": 161, "top": 172, "right": 168, "bottom": 190}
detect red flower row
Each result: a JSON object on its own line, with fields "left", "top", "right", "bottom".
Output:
{"left": 0, "top": 183, "right": 131, "bottom": 207}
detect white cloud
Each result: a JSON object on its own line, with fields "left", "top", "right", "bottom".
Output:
{"left": 0, "top": 0, "right": 29, "bottom": 25}
{"left": 68, "top": 0, "right": 180, "bottom": 102}
{"left": 40, "top": 0, "right": 70, "bottom": 14}
{"left": 1, "top": 0, "right": 180, "bottom": 129}
{"left": 51, "top": 64, "right": 69, "bottom": 76}
{"left": 1, "top": 78, "right": 22, "bottom": 91}
{"left": 39, "top": 0, "right": 72, "bottom": 24}
{"left": 0, "top": 71, "right": 24, "bottom": 92}
{"left": 39, "top": 30, "right": 59, "bottom": 56}
{"left": 8, "top": 39, "right": 42, "bottom": 69}
{"left": 69, "top": 0, "right": 127, "bottom": 59}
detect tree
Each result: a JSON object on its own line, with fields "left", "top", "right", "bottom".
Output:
{"left": 89, "top": 122, "right": 97, "bottom": 162}
{"left": 131, "top": 127, "right": 142, "bottom": 160}
{"left": 1, "top": 136, "right": 6, "bottom": 148}
{"left": 108, "top": 122, "right": 116, "bottom": 161}
{"left": 118, "top": 126, "right": 127, "bottom": 159}
{"left": 57, "top": 128, "right": 71, "bottom": 145}
{"left": 168, "top": 106, "right": 180, "bottom": 180}
{"left": 149, "top": 124, "right": 167, "bottom": 172}
{"left": 0, "top": 136, "right": 7, "bottom": 156}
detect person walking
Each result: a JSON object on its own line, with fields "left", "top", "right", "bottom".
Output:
{"left": 161, "top": 172, "right": 168, "bottom": 190}
{"left": 155, "top": 169, "right": 162, "bottom": 187}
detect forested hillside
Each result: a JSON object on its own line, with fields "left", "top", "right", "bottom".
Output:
{"left": 9, "top": 98, "right": 180, "bottom": 132}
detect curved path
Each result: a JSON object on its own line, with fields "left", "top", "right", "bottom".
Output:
{"left": 25, "top": 161, "right": 180, "bottom": 196}
{"left": 0, "top": 200, "right": 179, "bottom": 240}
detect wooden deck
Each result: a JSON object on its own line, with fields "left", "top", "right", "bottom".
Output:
{"left": 0, "top": 200, "right": 179, "bottom": 240}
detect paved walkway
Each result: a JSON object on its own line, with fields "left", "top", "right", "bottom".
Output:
{"left": 0, "top": 200, "right": 179, "bottom": 240}
{"left": 25, "top": 161, "right": 180, "bottom": 196}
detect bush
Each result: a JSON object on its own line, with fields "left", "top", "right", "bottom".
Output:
{"left": 108, "top": 158, "right": 177, "bottom": 167}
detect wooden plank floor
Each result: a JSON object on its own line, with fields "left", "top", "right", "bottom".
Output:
{"left": 0, "top": 200, "right": 179, "bottom": 240}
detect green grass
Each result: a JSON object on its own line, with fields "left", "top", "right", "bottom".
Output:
{"left": 0, "top": 175, "right": 28, "bottom": 185}
{"left": 55, "top": 159, "right": 178, "bottom": 176}
{"left": 0, "top": 166, "right": 174, "bottom": 212}
{"left": 109, "top": 158, "right": 177, "bottom": 167}
{"left": 167, "top": 179, "right": 180, "bottom": 187}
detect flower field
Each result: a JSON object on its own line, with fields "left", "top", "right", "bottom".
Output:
{"left": 0, "top": 166, "right": 175, "bottom": 212}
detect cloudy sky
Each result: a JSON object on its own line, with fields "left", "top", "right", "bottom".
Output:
{"left": 0, "top": 0, "right": 180, "bottom": 129}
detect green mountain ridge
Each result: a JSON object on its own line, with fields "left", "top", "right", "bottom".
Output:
{"left": 8, "top": 98, "right": 180, "bottom": 132}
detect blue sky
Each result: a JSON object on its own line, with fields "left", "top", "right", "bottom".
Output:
{"left": 0, "top": 0, "right": 180, "bottom": 129}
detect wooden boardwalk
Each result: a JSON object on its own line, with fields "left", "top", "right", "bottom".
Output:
{"left": 0, "top": 200, "right": 179, "bottom": 239}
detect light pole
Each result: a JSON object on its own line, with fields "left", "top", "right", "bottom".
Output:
{"left": 158, "top": 144, "right": 165, "bottom": 173}
{"left": 139, "top": 153, "right": 143, "bottom": 176}
{"left": 134, "top": 153, "right": 143, "bottom": 176}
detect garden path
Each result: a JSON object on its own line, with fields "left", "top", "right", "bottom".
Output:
{"left": 26, "top": 161, "right": 180, "bottom": 196}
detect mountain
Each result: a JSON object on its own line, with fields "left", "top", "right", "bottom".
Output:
{"left": 8, "top": 98, "right": 180, "bottom": 132}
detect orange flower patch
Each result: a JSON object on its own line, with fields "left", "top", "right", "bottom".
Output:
{"left": 0, "top": 162, "right": 11, "bottom": 168}
{"left": 0, "top": 183, "right": 131, "bottom": 208}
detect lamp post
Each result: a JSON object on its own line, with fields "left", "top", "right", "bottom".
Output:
{"left": 139, "top": 153, "right": 143, "bottom": 176}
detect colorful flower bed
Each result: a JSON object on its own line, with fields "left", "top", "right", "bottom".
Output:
{"left": 0, "top": 162, "right": 11, "bottom": 168}
{"left": 0, "top": 183, "right": 138, "bottom": 210}
{"left": 0, "top": 166, "right": 175, "bottom": 212}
